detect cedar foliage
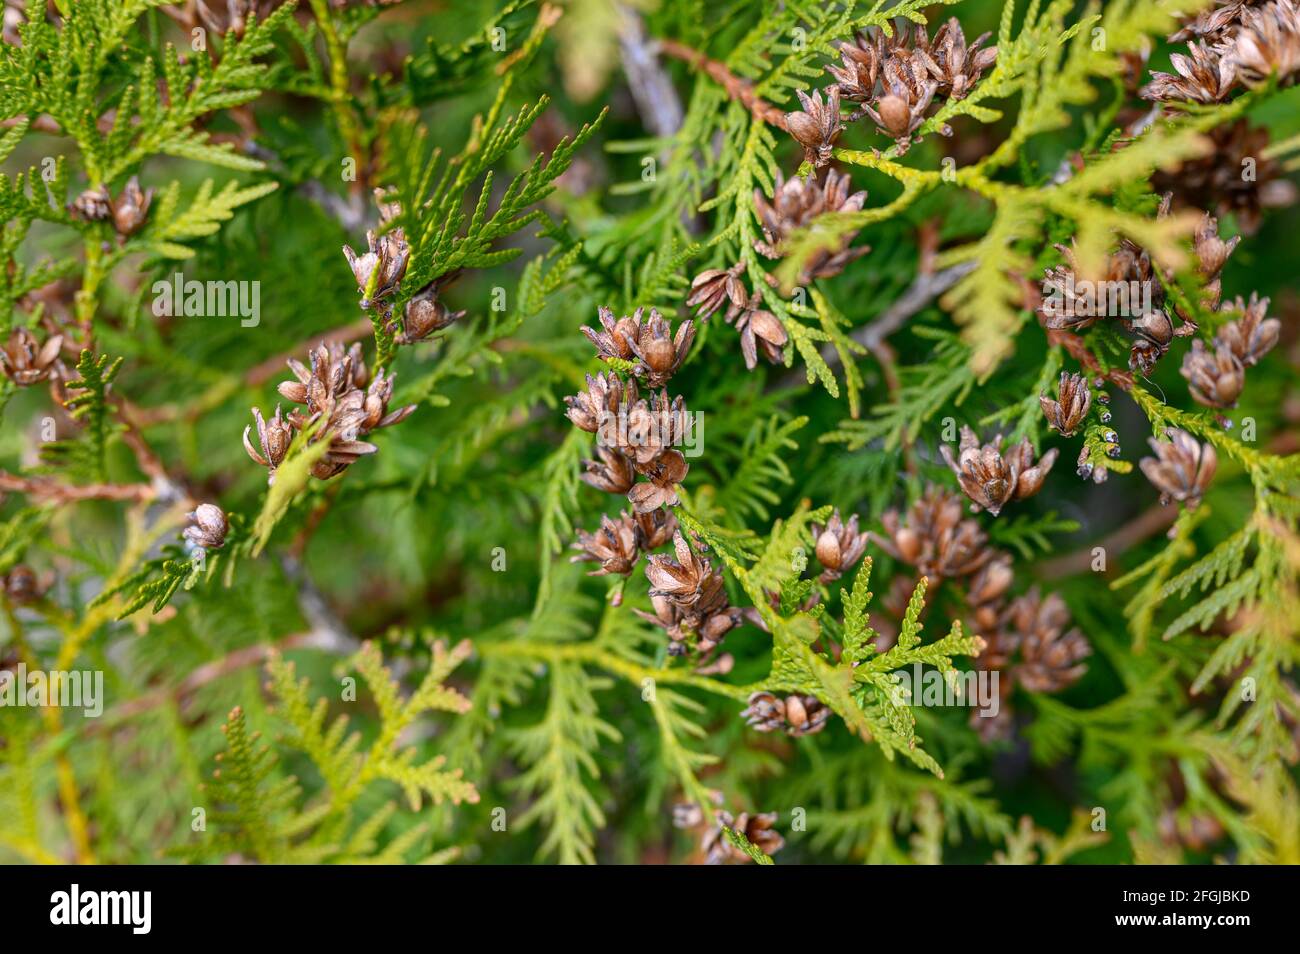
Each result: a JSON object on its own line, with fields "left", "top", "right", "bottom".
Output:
{"left": 0, "top": 0, "right": 1298, "bottom": 866}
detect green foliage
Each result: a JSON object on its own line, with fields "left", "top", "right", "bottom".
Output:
{"left": 183, "top": 639, "right": 475, "bottom": 863}
{"left": 3, "top": 0, "right": 1298, "bottom": 869}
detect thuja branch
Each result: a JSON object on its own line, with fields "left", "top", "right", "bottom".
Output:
{"left": 478, "top": 639, "right": 757, "bottom": 702}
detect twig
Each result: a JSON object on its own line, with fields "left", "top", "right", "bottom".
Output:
{"left": 657, "top": 38, "right": 788, "bottom": 129}
{"left": 619, "top": 8, "right": 685, "bottom": 141}
{"left": 778, "top": 261, "right": 976, "bottom": 389}
{"left": 0, "top": 471, "right": 155, "bottom": 503}
{"left": 1034, "top": 504, "right": 1179, "bottom": 580}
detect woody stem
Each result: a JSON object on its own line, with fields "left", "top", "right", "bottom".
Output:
{"left": 656, "top": 38, "right": 789, "bottom": 130}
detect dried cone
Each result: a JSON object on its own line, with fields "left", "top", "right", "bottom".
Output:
{"left": 183, "top": 503, "right": 228, "bottom": 550}
{"left": 1139, "top": 427, "right": 1218, "bottom": 508}
{"left": 570, "top": 513, "right": 640, "bottom": 577}
{"left": 400, "top": 284, "right": 463, "bottom": 343}
{"left": 702, "top": 810, "right": 784, "bottom": 864}
{"left": 784, "top": 86, "right": 844, "bottom": 167}
{"left": 1215, "top": 294, "right": 1280, "bottom": 366}
{"left": 870, "top": 484, "right": 994, "bottom": 580}
{"left": 632, "top": 508, "right": 676, "bottom": 550}
{"left": 111, "top": 176, "right": 153, "bottom": 236}
{"left": 243, "top": 405, "right": 295, "bottom": 482}
{"left": 1140, "top": 40, "right": 1238, "bottom": 103}
{"left": 811, "top": 510, "right": 869, "bottom": 583}
{"left": 579, "top": 445, "right": 635, "bottom": 495}
{"left": 742, "top": 691, "right": 832, "bottom": 736}
{"left": 0, "top": 327, "right": 63, "bottom": 386}
{"left": 752, "top": 170, "right": 869, "bottom": 284}
{"left": 1180, "top": 339, "right": 1245, "bottom": 409}
{"left": 625, "top": 309, "right": 694, "bottom": 387}
{"left": 685, "top": 264, "right": 747, "bottom": 320}
{"left": 1233, "top": 0, "right": 1300, "bottom": 85}
{"left": 728, "top": 293, "right": 788, "bottom": 370}
{"left": 940, "top": 426, "right": 1058, "bottom": 516}
{"left": 1039, "top": 371, "right": 1092, "bottom": 437}
{"left": 564, "top": 371, "right": 637, "bottom": 434}
{"left": 926, "top": 17, "right": 998, "bottom": 99}
{"left": 581, "top": 305, "right": 641, "bottom": 362}
{"left": 1002, "top": 589, "right": 1091, "bottom": 693}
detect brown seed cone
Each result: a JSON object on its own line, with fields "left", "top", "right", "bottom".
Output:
{"left": 628, "top": 449, "right": 689, "bottom": 513}
{"left": 1140, "top": 40, "right": 1238, "bottom": 103}
{"left": 278, "top": 341, "right": 368, "bottom": 414}
{"left": 183, "top": 503, "right": 229, "bottom": 550}
{"left": 0, "top": 327, "right": 63, "bottom": 386}
{"left": 570, "top": 512, "right": 640, "bottom": 577}
{"left": 580, "top": 305, "right": 642, "bottom": 362}
{"left": 752, "top": 170, "right": 869, "bottom": 284}
{"left": 1039, "top": 371, "right": 1092, "bottom": 437}
{"left": 1003, "top": 588, "right": 1091, "bottom": 693}
{"left": 702, "top": 810, "right": 784, "bottom": 864}
{"left": 400, "top": 285, "right": 463, "bottom": 343}
{"left": 685, "top": 264, "right": 747, "bottom": 320}
{"left": 1153, "top": 121, "right": 1299, "bottom": 235}
{"left": 1169, "top": 0, "right": 1258, "bottom": 44}
{"left": 784, "top": 86, "right": 844, "bottom": 168}
{"left": 1139, "top": 427, "right": 1218, "bottom": 508}
{"left": 811, "top": 510, "right": 869, "bottom": 582}
{"left": 940, "top": 426, "right": 1058, "bottom": 516}
{"left": 579, "top": 445, "right": 636, "bottom": 495}
{"left": 870, "top": 484, "right": 994, "bottom": 580}
{"left": 1234, "top": 0, "right": 1300, "bottom": 85}
{"left": 1215, "top": 293, "right": 1280, "bottom": 366}
{"left": 728, "top": 293, "right": 788, "bottom": 370}
{"left": 565, "top": 371, "right": 637, "bottom": 434}
{"left": 626, "top": 309, "right": 694, "bottom": 387}
{"left": 243, "top": 405, "right": 295, "bottom": 481}
{"left": 1180, "top": 339, "right": 1245, "bottom": 408}
{"left": 927, "top": 17, "right": 998, "bottom": 99}
{"left": 111, "top": 175, "right": 153, "bottom": 236}
{"left": 632, "top": 507, "right": 676, "bottom": 551}
{"left": 742, "top": 691, "right": 832, "bottom": 737}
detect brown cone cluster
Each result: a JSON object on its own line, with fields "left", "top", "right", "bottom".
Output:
{"left": 700, "top": 810, "right": 784, "bottom": 865}
{"left": 243, "top": 340, "right": 414, "bottom": 483}
{"left": 636, "top": 531, "right": 742, "bottom": 672}
{"left": 1142, "top": 0, "right": 1300, "bottom": 104}
{"left": 742, "top": 691, "right": 831, "bottom": 736}
{"left": 869, "top": 484, "right": 1091, "bottom": 740}
{"left": 69, "top": 176, "right": 153, "bottom": 237}
{"left": 570, "top": 509, "right": 677, "bottom": 585}
{"left": 1039, "top": 197, "right": 1198, "bottom": 376}
{"left": 1139, "top": 427, "right": 1219, "bottom": 509}
{"left": 1153, "top": 122, "right": 1298, "bottom": 236}
{"left": 822, "top": 17, "right": 998, "bottom": 155}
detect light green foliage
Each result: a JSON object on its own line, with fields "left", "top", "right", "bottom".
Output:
{"left": 3, "top": 0, "right": 1298, "bottom": 868}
